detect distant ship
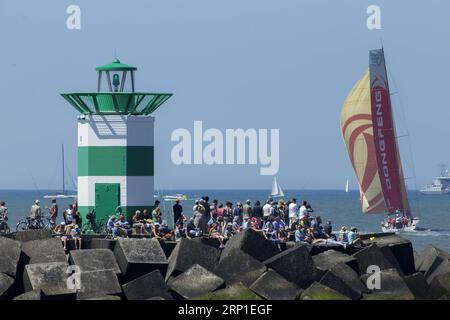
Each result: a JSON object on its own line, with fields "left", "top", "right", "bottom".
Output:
{"left": 420, "top": 166, "right": 450, "bottom": 195}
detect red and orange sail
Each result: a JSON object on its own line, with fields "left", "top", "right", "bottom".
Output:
{"left": 341, "top": 49, "right": 410, "bottom": 216}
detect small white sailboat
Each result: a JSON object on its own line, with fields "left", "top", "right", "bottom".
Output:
{"left": 345, "top": 179, "right": 349, "bottom": 193}
{"left": 163, "top": 194, "right": 188, "bottom": 201}
{"left": 270, "top": 176, "right": 284, "bottom": 199}
{"left": 341, "top": 48, "right": 419, "bottom": 233}
{"left": 44, "top": 145, "right": 77, "bottom": 199}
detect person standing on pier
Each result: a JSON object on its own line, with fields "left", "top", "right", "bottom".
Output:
{"left": 49, "top": 199, "right": 58, "bottom": 225}
{"left": 252, "top": 200, "right": 263, "bottom": 228}
{"left": 0, "top": 201, "right": 8, "bottom": 221}
{"left": 262, "top": 200, "right": 271, "bottom": 224}
{"left": 288, "top": 198, "right": 299, "bottom": 228}
{"left": 243, "top": 200, "right": 253, "bottom": 220}
{"left": 30, "top": 200, "right": 42, "bottom": 228}
{"left": 173, "top": 199, "right": 185, "bottom": 226}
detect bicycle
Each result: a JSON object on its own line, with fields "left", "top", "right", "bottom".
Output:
{"left": 81, "top": 210, "right": 108, "bottom": 236}
{"left": 16, "top": 215, "right": 54, "bottom": 232}
{"left": 0, "top": 218, "right": 10, "bottom": 235}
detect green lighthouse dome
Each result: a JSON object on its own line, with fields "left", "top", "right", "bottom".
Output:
{"left": 61, "top": 59, "right": 172, "bottom": 115}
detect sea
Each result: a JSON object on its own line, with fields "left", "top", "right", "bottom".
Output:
{"left": 1, "top": 189, "right": 450, "bottom": 254}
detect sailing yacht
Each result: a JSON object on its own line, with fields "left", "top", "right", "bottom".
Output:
{"left": 44, "top": 145, "right": 77, "bottom": 199}
{"left": 270, "top": 176, "right": 284, "bottom": 199}
{"left": 340, "top": 48, "right": 419, "bottom": 233}
{"left": 345, "top": 179, "right": 349, "bottom": 193}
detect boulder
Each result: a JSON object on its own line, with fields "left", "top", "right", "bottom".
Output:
{"left": 166, "top": 238, "right": 220, "bottom": 280}
{"left": 13, "top": 289, "right": 42, "bottom": 300}
{"left": 352, "top": 244, "right": 397, "bottom": 275}
{"left": 169, "top": 264, "right": 225, "bottom": 299}
{"left": 0, "top": 273, "right": 15, "bottom": 300}
{"left": 14, "top": 229, "right": 52, "bottom": 242}
{"left": 0, "top": 236, "right": 21, "bottom": 278}
{"left": 249, "top": 269, "right": 299, "bottom": 300}
{"left": 300, "top": 282, "right": 351, "bottom": 300}
{"left": 369, "top": 235, "right": 416, "bottom": 275}
{"left": 429, "top": 272, "right": 450, "bottom": 298}
{"left": 263, "top": 245, "right": 319, "bottom": 289}
{"left": 193, "top": 282, "right": 263, "bottom": 300}
{"left": 23, "top": 262, "right": 76, "bottom": 299}
{"left": 75, "top": 269, "right": 122, "bottom": 299}
{"left": 313, "top": 249, "right": 358, "bottom": 273}
{"left": 361, "top": 268, "right": 414, "bottom": 300}
{"left": 69, "top": 249, "right": 121, "bottom": 274}
{"left": 320, "top": 262, "right": 367, "bottom": 300}
{"left": 214, "top": 249, "right": 266, "bottom": 287}
{"left": 90, "top": 238, "right": 116, "bottom": 251}
{"left": 21, "top": 238, "right": 67, "bottom": 265}
{"left": 416, "top": 245, "right": 450, "bottom": 279}
{"left": 220, "top": 229, "right": 279, "bottom": 262}
{"left": 114, "top": 238, "right": 168, "bottom": 281}
{"left": 122, "top": 270, "right": 172, "bottom": 300}
{"left": 404, "top": 272, "right": 437, "bottom": 300}
{"left": 426, "top": 258, "right": 450, "bottom": 284}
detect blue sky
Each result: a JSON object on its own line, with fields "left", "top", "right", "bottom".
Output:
{"left": 0, "top": 0, "right": 449, "bottom": 190}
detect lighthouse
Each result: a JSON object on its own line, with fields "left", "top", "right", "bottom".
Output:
{"left": 61, "top": 59, "right": 172, "bottom": 222}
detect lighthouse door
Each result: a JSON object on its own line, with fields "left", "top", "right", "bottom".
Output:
{"left": 95, "top": 183, "right": 120, "bottom": 221}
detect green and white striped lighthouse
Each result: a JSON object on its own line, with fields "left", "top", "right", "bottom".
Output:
{"left": 61, "top": 59, "right": 172, "bottom": 222}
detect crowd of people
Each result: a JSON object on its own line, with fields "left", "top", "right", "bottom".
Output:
{"left": 170, "top": 196, "right": 364, "bottom": 250}
{"left": 0, "top": 196, "right": 365, "bottom": 251}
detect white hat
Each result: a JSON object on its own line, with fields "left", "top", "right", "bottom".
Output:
{"left": 60, "top": 222, "right": 66, "bottom": 226}
{"left": 35, "top": 200, "right": 40, "bottom": 204}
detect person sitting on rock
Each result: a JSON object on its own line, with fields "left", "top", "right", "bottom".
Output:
{"left": 61, "top": 220, "right": 82, "bottom": 250}
{"left": 54, "top": 221, "right": 66, "bottom": 236}
{"left": 209, "top": 222, "right": 226, "bottom": 249}
{"left": 338, "top": 226, "right": 348, "bottom": 243}
{"left": 186, "top": 217, "right": 202, "bottom": 238}
{"left": 132, "top": 210, "right": 146, "bottom": 234}
{"left": 347, "top": 226, "right": 363, "bottom": 247}
{"left": 114, "top": 215, "right": 131, "bottom": 238}
{"left": 323, "top": 220, "right": 334, "bottom": 239}
{"left": 70, "top": 221, "right": 82, "bottom": 250}
{"left": 152, "top": 207, "right": 163, "bottom": 224}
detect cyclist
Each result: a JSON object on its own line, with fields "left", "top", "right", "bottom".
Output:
{"left": 30, "top": 200, "right": 42, "bottom": 228}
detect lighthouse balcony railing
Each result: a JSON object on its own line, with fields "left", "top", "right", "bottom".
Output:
{"left": 61, "top": 92, "right": 172, "bottom": 116}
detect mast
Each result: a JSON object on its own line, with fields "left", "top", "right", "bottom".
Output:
{"left": 62, "top": 144, "right": 65, "bottom": 195}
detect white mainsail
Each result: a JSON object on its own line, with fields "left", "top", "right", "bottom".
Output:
{"left": 271, "top": 176, "right": 284, "bottom": 198}
{"left": 345, "top": 179, "right": 349, "bottom": 193}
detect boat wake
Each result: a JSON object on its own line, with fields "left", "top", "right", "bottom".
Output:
{"left": 399, "top": 228, "right": 450, "bottom": 237}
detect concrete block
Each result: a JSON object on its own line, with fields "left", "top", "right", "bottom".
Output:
{"left": 300, "top": 282, "right": 351, "bottom": 300}
{"left": 313, "top": 249, "right": 358, "bottom": 273}
{"left": 0, "top": 236, "right": 21, "bottom": 278}
{"left": 69, "top": 249, "right": 121, "bottom": 274}
{"left": 214, "top": 249, "right": 266, "bottom": 287}
{"left": 249, "top": 269, "right": 298, "bottom": 300}
{"left": 263, "top": 245, "right": 319, "bottom": 289}
{"left": 0, "top": 273, "right": 15, "bottom": 300}
{"left": 169, "top": 264, "right": 225, "bottom": 299}
{"left": 320, "top": 262, "right": 367, "bottom": 300}
{"left": 114, "top": 238, "right": 168, "bottom": 281}
{"left": 122, "top": 270, "right": 172, "bottom": 300}
{"left": 166, "top": 238, "right": 220, "bottom": 280}
{"left": 21, "top": 238, "right": 67, "bottom": 265}
{"left": 220, "top": 229, "right": 279, "bottom": 262}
